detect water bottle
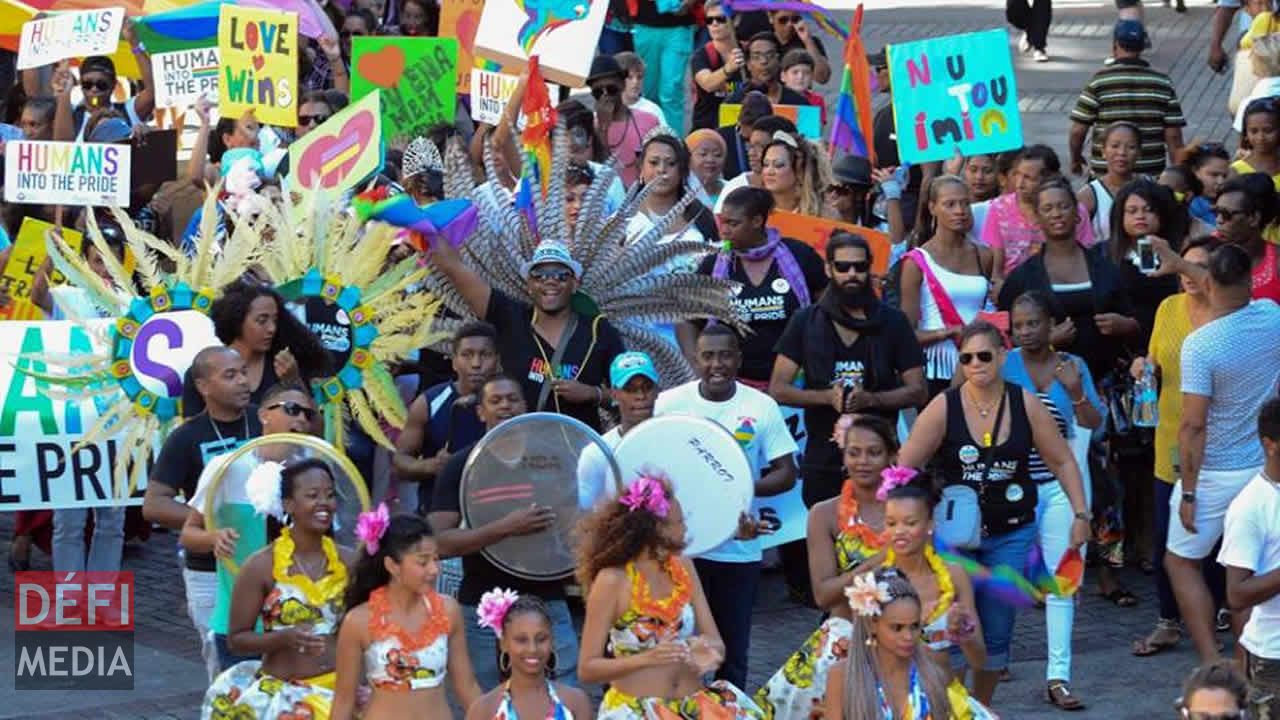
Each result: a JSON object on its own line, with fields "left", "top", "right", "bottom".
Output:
{"left": 1133, "top": 362, "right": 1159, "bottom": 428}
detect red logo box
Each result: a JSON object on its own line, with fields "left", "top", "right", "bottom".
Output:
{"left": 15, "top": 572, "right": 134, "bottom": 632}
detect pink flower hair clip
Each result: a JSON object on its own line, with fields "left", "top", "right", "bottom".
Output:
{"left": 620, "top": 475, "right": 670, "bottom": 518}
{"left": 355, "top": 502, "right": 390, "bottom": 555}
{"left": 832, "top": 414, "right": 855, "bottom": 450}
{"left": 477, "top": 588, "right": 520, "bottom": 638}
{"left": 876, "top": 465, "right": 919, "bottom": 502}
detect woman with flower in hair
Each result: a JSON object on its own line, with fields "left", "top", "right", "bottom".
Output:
{"left": 333, "top": 513, "right": 481, "bottom": 720}
{"left": 754, "top": 415, "right": 896, "bottom": 720}
{"left": 577, "top": 475, "right": 764, "bottom": 720}
{"left": 465, "top": 590, "right": 593, "bottom": 720}
{"left": 824, "top": 569, "right": 995, "bottom": 720}
{"left": 202, "top": 458, "right": 357, "bottom": 720}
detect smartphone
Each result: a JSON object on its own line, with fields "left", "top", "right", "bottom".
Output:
{"left": 1137, "top": 236, "right": 1158, "bottom": 274}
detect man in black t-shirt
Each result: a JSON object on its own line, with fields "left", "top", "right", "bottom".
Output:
{"left": 769, "top": 233, "right": 927, "bottom": 506}
{"left": 142, "top": 346, "right": 262, "bottom": 681}
{"left": 428, "top": 375, "right": 578, "bottom": 689}
{"left": 429, "top": 239, "right": 624, "bottom": 432}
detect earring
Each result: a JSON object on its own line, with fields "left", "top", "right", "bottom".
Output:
{"left": 865, "top": 636, "right": 877, "bottom": 648}
{"left": 546, "top": 650, "right": 559, "bottom": 676}
{"left": 499, "top": 651, "right": 512, "bottom": 675}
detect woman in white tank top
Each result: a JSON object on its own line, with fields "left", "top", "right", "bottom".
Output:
{"left": 899, "top": 176, "right": 996, "bottom": 396}
{"left": 1078, "top": 122, "right": 1142, "bottom": 243}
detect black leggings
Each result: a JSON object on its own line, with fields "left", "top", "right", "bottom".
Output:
{"left": 1007, "top": 0, "right": 1052, "bottom": 50}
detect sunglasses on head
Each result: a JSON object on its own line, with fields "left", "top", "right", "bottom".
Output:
{"left": 299, "top": 113, "right": 330, "bottom": 126}
{"left": 267, "top": 400, "right": 318, "bottom": 421}
{"left": 958, "top": 350, "right": 995, "bottom": 365}
{"left": 81, "top": 78, "right": 113, "bottom": 93}
{"left": 530, "top": 267, "right": 573, "bottom": 282}
{"left": 706, "top": 14, "right": 729, "bottom": 24}
{"left": 590, "top": 84, "right": 622, "bottom": 99}
{"left": 831, "top": 259, "right": 870, "bottom": 273}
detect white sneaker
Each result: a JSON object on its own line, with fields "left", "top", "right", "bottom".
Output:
{"left": 1034, "top": 49, "right": 1050, "bottom": 62}
{"left": 1019, "top": 33, "right": 1031, "bottom": 53}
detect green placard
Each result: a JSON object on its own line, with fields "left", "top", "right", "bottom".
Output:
{"left": 350, "top": 36, "right": 458, "bottom": 143}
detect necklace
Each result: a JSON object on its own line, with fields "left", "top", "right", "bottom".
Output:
{"left": 209, "top": 412, "right": 250, "bottom": 445}
{"left": 884, "top": 544, "right": 955, "bottom": 625}
{"left": 964, "top": 384, "right": 998, "bottom": 418}
{"left": 964, "top": 384, "right": 1002, "bottom": 447}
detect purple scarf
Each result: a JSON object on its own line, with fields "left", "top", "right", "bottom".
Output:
{"left": 712, "top": 228, "right": 811, "bottom": 306}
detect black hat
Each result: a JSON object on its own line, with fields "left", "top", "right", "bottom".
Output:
{"left": 831, "top": 154, "right": 873, "bottom": 187}
{"left": 866, "top": 48, "right": 887, "bottom": 68}
{"left": 586, "top": 55, "right": 625, "bottom": 84}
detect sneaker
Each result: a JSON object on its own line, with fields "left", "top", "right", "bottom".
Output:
{"left": 1019, "top": 33, "right": 1031, "bottom": 53}
{"left": 1034, "top": 49, "right": 1050, "bottom": 62}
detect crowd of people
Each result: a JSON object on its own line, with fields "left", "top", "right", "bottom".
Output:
{"left": 2, "top": 0, "right": 1280, "bottom": 718}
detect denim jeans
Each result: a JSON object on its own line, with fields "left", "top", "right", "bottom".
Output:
{"left": 693, "top": 558, "right": 760, "bottom": 688}
{"left": 958, "top": 524, "right": 1036, "bottom": 671}
{"left": 463, "top": 598, "right": 578, "bottom": 690}
{"left": 630, "top": 24, "right": 695, "bottom": 132}
{"left": 52, "top": 506, "right": 125, "bottom": 573}
{"left": 214, "top": 632, "right": 257, "bottom": 673}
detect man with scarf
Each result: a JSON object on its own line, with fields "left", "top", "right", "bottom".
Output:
{"left": 768, "top": 231, "right": 927, "bottom": 506}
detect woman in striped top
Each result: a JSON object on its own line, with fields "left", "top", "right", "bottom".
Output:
{"left": 1002, "top": 291, "right": 1105, "bottom": 711}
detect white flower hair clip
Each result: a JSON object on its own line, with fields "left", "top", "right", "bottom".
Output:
{"left": 844, "top": 572, "right": 893, "bottom": 617}
{"left": 245, "top": 461, "right": 286, "bottom": 520}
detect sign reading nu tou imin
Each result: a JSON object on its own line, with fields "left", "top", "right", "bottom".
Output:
{"left": 887, "top": 28, "right": 1023, "bottom": 164}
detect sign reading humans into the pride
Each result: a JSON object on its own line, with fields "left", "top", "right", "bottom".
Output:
{"left": 152, "top": 47, "right": 220, "bottom": 108}
{"left": 887, "top": 28, "right": 1022, "bottom": 164}
{"left": 218, "top": 5, "right": 297, "bottom": 127}
{"left": 4, "top": 141, "right": 131, "bottom": 207}
{"left": 18, "top": 8, "right": 125, "bottom": 70}
{"left": 469, "top": 68, "right": 556, "bottom": 125}
{"left": 351, "top": 37, "right": 457, "bottom": 142}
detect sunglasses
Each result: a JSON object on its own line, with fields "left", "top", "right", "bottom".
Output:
{"left": 831, "top": 259, "right": 870, "bottom": 273}
{"left": 590, "top": 84, "right": 622, "bottom": 99}
{"left": 1181, "top": 711, "right": 1248, "bottom": 720}
{"left": 299, "top": 114, "right": 330, "bottom": 126}
{"left": 706, "top": 14, "right": 729, "bottom": 24}
{"left": 776, "top": 14, "right": 801, "bottom": 23}
{"left": 81, "top": 79, "right": 113, "bottom": 93}
{"left": 530, "top": 267, "right": 573, "bottom": 283}
{"left": 827, "top": 183, "right": 869, "bottom": 196}
{"left": 340, "top": 29, "right": 367, "bottom": 37}
{"left": 958, "top": 350, "right": 995, "bottom": 365}
{"left": 267, "top": 400, "right": 318, "bottom": 421}
{"left": 1213, "top": 206, "right": 1244, "bottom": 221}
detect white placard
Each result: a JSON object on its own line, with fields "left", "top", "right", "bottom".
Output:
{"left": 755, "top": 403, "right": 809, "bottom": 549}
{"left": 152, "top": 47, "right": 220, "bottom": 109}
{"left": 469, "top": 68, "right": 557, "bottom": 126}
{"left": 18, "top": 9, "right": 126, "bottom": 70}
{"left": 472, "top": 0, "right": 607, "bottom": 87}
{"left": 4, "top": 141, "right": 132, "bottom": 207}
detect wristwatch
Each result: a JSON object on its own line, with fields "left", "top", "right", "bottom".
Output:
{"left": 1181, "top": 492, "right": 1197, "bottom": 504}
{"left": 1073, "top": 511, "right": 1092, "bottom": 522}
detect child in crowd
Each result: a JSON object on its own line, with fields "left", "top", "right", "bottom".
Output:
{"left": 781, "top": 49, "right": 827, "bottom": 127}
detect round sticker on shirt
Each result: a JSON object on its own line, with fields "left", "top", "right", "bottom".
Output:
{"left": 1005, "top": 484, "right": 1024, "bottom": 503}
{"left": 958, "top": 445, "right": 980, "bottom": 465}
{"left": 771, "top": 277, "right": 791, "bottom": 295}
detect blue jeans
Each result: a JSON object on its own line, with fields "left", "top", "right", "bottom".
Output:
{"left": 693, "top": 558, "right": 760, "bottom": 688}
{"left": 958, "top": 524, "right": 1036, "bottom": 671}
{"left": 214, "top": 632, "right": 257, "bottom": 672}
{"left": 463, "top": 598, "right": 578, "bottom": 690}
{"left": 52, "top": 506, "right": 125, "bottom": 573}
{"left": 631, "top": 24, "right": 695, "bottom": 132}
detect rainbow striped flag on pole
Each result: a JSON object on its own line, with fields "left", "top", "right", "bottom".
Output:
{"left": 829, "top": 4, "right": 874, "bottom": 165}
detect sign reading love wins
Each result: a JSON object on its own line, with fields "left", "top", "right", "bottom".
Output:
{"left": 18, "top": 8, "right": 125, "bottom": 70}
{"left": 218, "top": 4, "right": 298, "bottom": 127}
{"left": 288, "top": 91, "right": 383, "bottom": 194}
{"left": 887, "top": 28, "right": 1023, "bottom": 164}
{"left": 351, "top": 37, "right": 457, "bottom": 143}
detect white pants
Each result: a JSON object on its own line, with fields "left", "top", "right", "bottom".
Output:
{"left": 1167, "top": 466, "right": 1259, "bottom": 560}
{"left": 1035, "top": 426, "right": 1093, "bottom": 683}
{"left": 182, "top": 566, "right": 219, "bottom": 683}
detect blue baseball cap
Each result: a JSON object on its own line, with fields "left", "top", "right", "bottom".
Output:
{"left": 610, "top": 352, "right": 659, "bottom": 388}
{"left": 1114, "top": 20, "right": 1146, "bottom": 51}
{"left": 520, "top": 241, "right": 583, "bottom": 278}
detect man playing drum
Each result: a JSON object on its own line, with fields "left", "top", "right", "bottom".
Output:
{"left": 653, "top": 324, "right": 799, "bottom": 689}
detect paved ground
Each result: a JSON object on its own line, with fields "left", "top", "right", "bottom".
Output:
{"left": 0, "top": 1, "right": 1242, "bottom": 717}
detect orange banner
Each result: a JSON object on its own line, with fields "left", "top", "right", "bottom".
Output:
{"left": 767, "top": 210, "right": 892, "bottom": 276}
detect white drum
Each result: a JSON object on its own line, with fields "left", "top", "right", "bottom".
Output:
{"left": 613, "top": 414, "right": 754, "bottom": 556}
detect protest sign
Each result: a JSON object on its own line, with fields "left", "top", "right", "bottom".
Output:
{"left": 0, "top": 220, "right": 82, "bottom": 321}
{"left": 351, "top": 37, "right": 457, "bottom": 142}
{"left": 768, "top": 210, "right": 891, "bottom": 276}
{"left": 469, "top": 68, "right": 556, "bottom": 125}
{"left": 4, "top": 141, "right": 132, "bottom": 207}
{"left": 218, "top": 4, "right": 298, "bottom": 127}
{"left": 754, "top": 404, "right": 808, "bottom": 549}
{"left": 719, "top": 103, "right": 821, "bottom": 139}
{"left": 152, "top": 47, "right": 219, "bottom": 108}
{"left": 887, "top": 28, "right": 1022, "bottom": 164}
{"left": 17, "top": 8, "right": 125, "bottom": 70}
{"left": 441, "top": 0, "right": 486, "bottom": 95}
{"left": 472, "top": 0, "right": 607, "bottom": 87}
{"left": 288, "top": 91, "right": 383, "bottom": 193}
{"left": 0, "top": 320, "right": 145, "bottom": 511}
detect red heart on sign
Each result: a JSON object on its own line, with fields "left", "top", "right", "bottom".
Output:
{"left": 253, "top": 54, "right": 265, "bottom": 71}
{"left": 458, "top": 10, "right": 479, "bottom": 50}
{"left": 296, "top": 110, "right": 376, "bottom": 190}
{"left": 356, "top": 45, "right": 405, "bottom": 90}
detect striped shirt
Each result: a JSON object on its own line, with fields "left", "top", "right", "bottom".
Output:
{"left": 1028, "top": 392, "right": 1069, "bottom": 484}
{"left": 1070, "top": 58, "right": 1186, "bottom": 175}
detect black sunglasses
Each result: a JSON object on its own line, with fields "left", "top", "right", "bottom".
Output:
{"left": 831, "top": 259, "right": 870, "bottom": 273}
{"left": 1213, "top": 206, "right": 1244, "bottom": 221}
{"left": 776, "top": 14, "right": 801, "bottom": 23}
{"left": 590, "top": 84, "right": 622, "bottom": 99}
{"left": 299, "top": 113, "right": 331, "bottom": 126}
{"left": 958, "top": 350, "right": 995, "bottom": 365}
{"left": 340, "top": 29, "right": 367, "bottom": 37}
{"left": 530, "top": 267, "right": 573, "bottom": 282}
{"left": 1182, "top": 711, "right": 1248, "bottom": 720}
{"left": 706, "top": 14, "right": 729, "bottom": 24}
{"left": 82, "top": 78, "right": 113, "bottom": 93}
{"left": 267, "top": 400, "right": 318, "bottom": 421}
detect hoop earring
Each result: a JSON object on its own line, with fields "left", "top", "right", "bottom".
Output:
{"left": 499, "top": 651, "right": 512, "bottom": 675}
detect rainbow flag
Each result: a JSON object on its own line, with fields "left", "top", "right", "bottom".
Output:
{"left": 721, "top": 0, "right": 848, "bottom": 39}
{"left": 134, "top": 0, "right": 222, "bottom": 54}
{"left": 829, "top": 4, "right": 874, "bottom": 165}
{"left": 515, "top": 55, "right": 556, "bottom": 240}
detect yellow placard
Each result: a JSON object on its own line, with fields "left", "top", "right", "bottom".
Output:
{"left": 217, "top": 4, "right": 298, "bottom": 127}
{"left": 1, "top": 218, "right": 82, "bottom": 321}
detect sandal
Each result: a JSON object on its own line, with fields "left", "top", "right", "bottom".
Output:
{"left": 1047, "top": 681, "right": 1086, "bottom": 711}
{"left": 1099, "top": 588, "right": 1139, "bottom": 607}
{"left": 1132, "top": 620, "right": 1180, "bottom": 656}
